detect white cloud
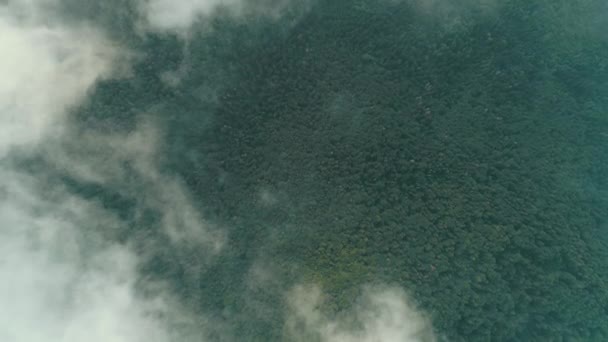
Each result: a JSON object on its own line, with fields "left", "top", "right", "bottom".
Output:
{"left": 0, "top": 1, "right": 214, "bottom": 341}
{"left": 0, "top": 1, "right": 123, "bottom": 157}
{"left": 0, "top": 169, "right": 196, "bottom": 342}
{"left": 43, "top": 118, "right": 226, "bottom": 249}
{"left": 139, "top": 0, "right": 309, "bottom": 34}
{"left": 142, "top": 0, "right": 243, "bottom": 32}
{"left": 286, "top": 284, "right": 437, "bottom": 342}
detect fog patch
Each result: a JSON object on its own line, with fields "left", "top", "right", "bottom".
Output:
{"left": 286, "top": 284, "right": 436, "bottom": 342}
{"left": 44, "top": 119, "right": 226, "bottom": 250}
{"left": 0, "top": 167, "right": 206, "bottom": 342}
{"left": 0, "top": 0, "right": 125, "bottom": 157}
{"left": 0, "top": 1, "right": 215, "bottom": 341}
{"left": 139, "top": 0, "right": 311, "bottom": 34}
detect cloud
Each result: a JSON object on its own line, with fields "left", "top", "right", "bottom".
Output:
{"left": 0, "top": 0, "right": 124, "bottom": 157}
{"left": 0, "top": 1, "right": 216, "bottom": 341}
{"left": 286, "top": 284, "right": 437, "bottom": 342}
{"left": 141, "top": 0, "right": 242, "bottom": 32}
{"left": 43, "top": 118, "right": 226, "bottom": 249}
{"left": 0, "top": 170, "right": 192, "bottom": 342}
{"left": 138, "top": 0, "right": 310, "bottom": 33}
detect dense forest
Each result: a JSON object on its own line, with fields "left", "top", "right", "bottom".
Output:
{"left": 25, "top": 0, "right": 608, "bottom": 340}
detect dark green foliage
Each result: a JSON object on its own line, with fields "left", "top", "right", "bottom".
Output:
{"left": 54, "top": 0, "right": 608, "bottom": 340}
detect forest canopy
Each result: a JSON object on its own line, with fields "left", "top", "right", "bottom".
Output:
{"left": 1, "top": 0, "right": 608, "bottom": 341}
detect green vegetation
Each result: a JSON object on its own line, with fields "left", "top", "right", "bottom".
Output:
{"left": 49, "top": 0, "right": 608, "bottom": 340}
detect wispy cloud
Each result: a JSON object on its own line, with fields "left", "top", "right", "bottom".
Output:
{"left": 44, "top": 118, "right": 226, "bottom": 249}
{"left": 141, "top": 0, "right": 242, "bottom": 32}
{"left": 0, "top": 170, "right": 192, "bottom": 342}
{"left": 138, "top": 0, "right": 311, "bottom": 34}
{"left": 286, "top": 284, "right": 437, "bottom": 342}
{"left": 0, "top": 1, "right": 216, "bottom": 341}
{"left": 0, "top": 0, "right": 121, "bottom": 157}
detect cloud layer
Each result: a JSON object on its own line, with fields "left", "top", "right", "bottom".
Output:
{"left": 0, "top": 1, "right": 210, "bottom": 341}
{"left": 0, "top": 1, "right": 121, "bottom": 156}
{"left": 0, "top": 170, "right": 182, "bottom": 342}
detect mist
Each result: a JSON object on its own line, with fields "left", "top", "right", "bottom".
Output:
{"left": 286, "top": 285, "right": 436, "bottom": 342}
{"left": 139, "top": 0, "right": 311, "bottom": 33}
{"left": 0, "top": 0, "right": 211, "bottom": 340}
